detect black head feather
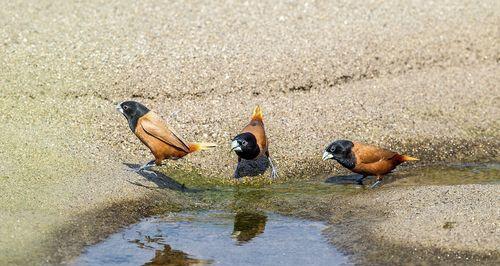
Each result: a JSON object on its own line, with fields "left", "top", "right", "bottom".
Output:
{"left": 324, "top": 140, "right": 356, "bottom": 169}
{"left": 117, "top": 101, "right": 150, "bottom": 131}
{"left": 232, "top": 132, "right": 260, "bottom": 160}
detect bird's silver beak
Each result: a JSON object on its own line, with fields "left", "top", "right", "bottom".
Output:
{"left": 322, "top": 151, "right": 334, "bottom": 161}
{"left": 231, "top": 140, "right": 242, "bottom": 152}
{"left": 116, "top": 103, "right": 124, "bottom": 114}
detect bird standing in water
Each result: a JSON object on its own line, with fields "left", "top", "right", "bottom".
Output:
{"left": 117, "top": 101, "right": 216, "bottom": 172}
{"left": 231, "top": 106, "right": 278, "bottom": 179}
{"left": 322, "top": 140, "right": 418, "bottom": 188}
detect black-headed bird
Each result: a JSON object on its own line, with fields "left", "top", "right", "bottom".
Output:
{"left": 117, "top": 101, "right": 216, "bottom": 171}
{"left": 323, "top": 140, "right": 418, "bottom": 188}
{"left": 231, "top": 106, "right": 278, "bottom": 179}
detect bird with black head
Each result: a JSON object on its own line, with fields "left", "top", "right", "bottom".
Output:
{"left": 117, "top": 101, "right": 216, "bottom": 172}
{"left": 323, "top": 140, "right": 418, "bottom": 188}
{"left": 231, "top": 106, "right": 278, "bottom": 179}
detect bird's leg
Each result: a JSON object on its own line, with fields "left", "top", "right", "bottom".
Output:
{"left": 140, "top": 161, "right": 159, "bottom": 177}
{"left": 266, "top": 153, "right": 279, "bottom": 179}
{"left": 233, "top": 158, "right": 241, "bottom": 179}
{"left": 370, "top": 176, "right": 383, "bottom": 188}
{"left": 356, "top": 175, "right": 366, "bottom": 185}
{"left": 138, "top": 160, "right": 156, "bottom": 171}
{"left": 127, "top": 160, "right": 157, "bottom": 176}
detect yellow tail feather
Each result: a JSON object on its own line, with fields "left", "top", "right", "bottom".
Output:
{"left": 189, "top": 142, "right": 217, "bottom": 152}
{"left": 251, "top": 105, "right": 263, "bottom": 121}
{"left": 401, "top": 155, "right": 419, "bottom": 161}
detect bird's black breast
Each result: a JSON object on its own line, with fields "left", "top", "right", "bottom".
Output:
{"left": 129, "top": 111, "right": 150, "bottom": 133}
{"left": 336, "top": 155, "right": 356, "bottom": 170}
{"left": 236, "top": 145, "right": 260, "bottom": 160}
{"left": 129, "top": 116, "right": 140, "bottom": 132}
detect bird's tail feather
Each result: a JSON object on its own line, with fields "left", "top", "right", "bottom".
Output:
{"left": 401, "top": 155, "right": 419, "bottom": 161}
{"left": 189, "top": 142, "right": 217, "bottom": 153}
{"left": 251, "top": 105, "right": 263, "bottom": 121}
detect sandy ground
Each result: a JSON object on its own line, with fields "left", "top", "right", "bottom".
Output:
{"left": 326, "top": 183, "right": 500, "bottom": 265}
{"left": 0, "top": 0, "right": 499, "bottom": 264}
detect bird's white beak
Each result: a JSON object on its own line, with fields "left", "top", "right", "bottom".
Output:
{"left": 322, "top": 151, "right": 334, "bottom": 161}
{"left": 116, "top": 103, "right": 124, "bottom": 114}
{"left": 231, "top": 140, "right": 242, "bottom": 152}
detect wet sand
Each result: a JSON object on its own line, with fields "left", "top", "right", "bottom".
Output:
{"left": 326, "top": 183, "right": 500, "bottom": 264}
{"left": 0, "top": 0, "right": 499, "bottom": 264}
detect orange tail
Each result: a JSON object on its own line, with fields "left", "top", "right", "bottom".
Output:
{"left": 251, "top": 105, "right": 263, "bottom": 121}
{"left": 189, "top": 142, "right": 217, "bottom": 153}
{"left": 401, "top": 155, "right": 419, "bottom": 162}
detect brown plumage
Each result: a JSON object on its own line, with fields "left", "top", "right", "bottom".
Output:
{"left": 117, "top": 101, "right": 215, "bottom": 171}
{"left": 231, "top": 106, "right": 278, "bottom": 178}
{"left": 241, "top": 106, "right": 267, "bottom": 157}
{"left": 323, "top": 140, "right": 418, "bottom": 187}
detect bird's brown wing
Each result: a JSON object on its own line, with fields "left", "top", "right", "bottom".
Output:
{"left": 138, "top": 112, "right": 190, "bottom": 153}
{"left": 353, "top": 142, "right": 397, "bottom": 164}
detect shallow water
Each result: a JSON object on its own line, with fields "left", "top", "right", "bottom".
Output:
{"left": 73, "top": 163, "right": 499, "bottom": 266}
{"left": 325, "top": 162, "right": 499, "bottom": 187}
{"left": 73, "top": 211, "right": 348, "bottom": 266}
{"left": 400, "top": 162, "right": 500, "bottom": 185}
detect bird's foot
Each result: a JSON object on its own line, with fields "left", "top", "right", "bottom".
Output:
{"left": 127, "top": 160, "right": 157, "bottom": 176}
{"left": 370, "top": 180, "right": 382, "bottom": 189}
{"left": 127, "top": 168, "right": 158, "bottom": 177}
{"left": 142, "top": 169, "right": 158, "bottom": 177}
{"left": 267, "top": 156, "right": 279, "bottom": 179}
{"left": 270, "top": 168, "right": 279, "bottom": 179}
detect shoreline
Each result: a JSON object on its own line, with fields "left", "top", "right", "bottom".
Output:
{"left": 52, "top": 163, "right": 498, "bottom": 265}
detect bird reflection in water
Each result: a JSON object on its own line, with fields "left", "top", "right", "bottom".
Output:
{"left": 144, "top": 244, "right": 212, "bottom": 266}
{"left": 231, "top": 211, "right": 268, "bottom": 244}
{"left": 130, "top": 237, "right": 212, "bottom": 266}
{"left": 131, "top": 211, "right": 268, "bottom": 265}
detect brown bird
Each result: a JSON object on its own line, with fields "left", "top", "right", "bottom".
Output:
{"left": 322, "top": 140, "right": 418, "bottom": 188}
{"left": 117, "top": 101, "right": 216, "bottom": 171}
{"left": 230, "top": 106, "right": 278, "bottom": 179}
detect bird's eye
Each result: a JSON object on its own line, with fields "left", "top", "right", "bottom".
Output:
{"left": 123, "top": 105, "right": 129, "bottom": 110}
{"left": 241, "top": 140, "right": 247, "bottom": 146}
